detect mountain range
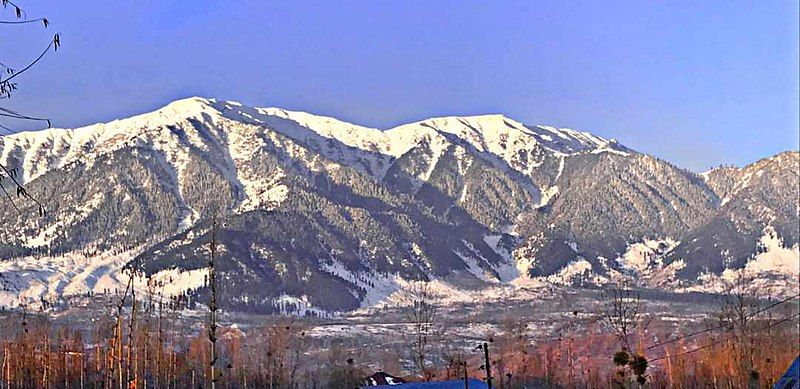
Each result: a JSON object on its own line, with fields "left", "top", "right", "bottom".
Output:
{"left": 0, "top": 97, "right": 797, "bottom": 313}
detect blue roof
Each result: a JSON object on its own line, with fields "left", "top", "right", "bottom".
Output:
{"left": 775, "top": 355, "right": 800, "bottom": 389}
{"left": 368, "top": 378, "right": 489, "bottom": 388}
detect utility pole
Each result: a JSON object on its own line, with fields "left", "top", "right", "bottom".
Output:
{"left": 462, "top": 361, "right": 469, "bottom": 389}
{"left": 482, "top": 342, "right": 493, "bottom": 389}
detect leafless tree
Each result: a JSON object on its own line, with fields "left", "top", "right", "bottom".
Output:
{"left": 207, "top": 217, "right": 220, "bottom": 389}
{"left": 715, "top": 272, "right": 760, "bottom": 332}
{"left": 0, "top": 0, "right": 60, "bottom": 111}
{"left": 399, "top": 280, "right": 445, "bottom": 381}
{"left": 110, "top": 270, "right": 133, "bottom": 389}
{"left": 0, "top": 0, "right": 59, "bottom": 214}
{"left": 600, "top": 283, "right": 643, "bottom": 352}
{"left": 600, "top": 283, "right": 650, "bottom": 386}
{"left": 125, "top": 269, "right": 140, "bottom": 388}
{"left": 714, "top": 271, "right": 762, "bottom": 383}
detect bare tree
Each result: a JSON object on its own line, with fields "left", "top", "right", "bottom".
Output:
{"left": 714, "top": 272, "right": 762, "bottom": 385}
{"left": 600, "top": 283, "right": 642, "bottom": 352}
{"left": 399, "top": 281, "right": 445, "bottom": 381}
{"left": 110, "top": 270, "right": 133, "bottom": 389}
{"left": 207, "top": 217, "right": 220, "bottom": 389}
{"left": 715, "top": 272, "right": 760, "bottom": 332}
{"left": 0, "top": 0, "right": 60, "bottom": 112}
{"left": 125, "top": 269, "right": 139, "bottom": 388}
{"left": 0, "top": 0, "right": 59, "bottom": 214}
{"left": 600, "top": 283, "right": 649, "bottom": 385}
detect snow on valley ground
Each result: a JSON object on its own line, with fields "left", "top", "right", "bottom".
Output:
{"left": 16, "top": 281, "right": 739, "bottom": 356}
{"left": 220, "top": 286, "right": 736, "bottom": 353}
{"left": 0, "top": 260, "right": 795, "bottom": 354}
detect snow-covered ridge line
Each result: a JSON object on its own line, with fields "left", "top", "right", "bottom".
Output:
{"left": 0, "top": 97, "right": 226, "bottom": 183}
{"left": 0, "top": 96, "right": 630, "bottom": 183}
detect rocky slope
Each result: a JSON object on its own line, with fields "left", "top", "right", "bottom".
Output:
{"left": 0, "top": 97, "right": 796, "bottom": 313}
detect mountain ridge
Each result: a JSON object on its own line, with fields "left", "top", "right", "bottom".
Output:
{"left": 0, "top": 97, "right": 796, "bottom": 313}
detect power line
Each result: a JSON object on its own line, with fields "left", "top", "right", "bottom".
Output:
{"left": 0, "top": 122, "right": 16, "bottom": 135}
{"left": 645, "top": 292, "right": 800, "bottom": 351}
{"left": 649, "top": 312, "right": 800, "bottom": 362}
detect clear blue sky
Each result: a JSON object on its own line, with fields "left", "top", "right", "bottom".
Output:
{"left": 3, "top": 0, "right": 798, "bottom": 171}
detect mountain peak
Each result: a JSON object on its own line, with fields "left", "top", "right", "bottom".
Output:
{"left": 0, "top": 97, "right": 632, "bottom": 184}
{"left": 162, "top": 95, "right": 214, "bottom": 108}
{"left": 147, "top": 98, "right": 629, "bottom": 158}
{"left": 0, "top": 97, "right": 796, "bottom": 314}
{"left": 384, "top": 112, "right": 627, "bottom": 158}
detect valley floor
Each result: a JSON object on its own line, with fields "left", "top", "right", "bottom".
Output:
{"left": 0, "top": 285, "right": 794, "bottom": 387}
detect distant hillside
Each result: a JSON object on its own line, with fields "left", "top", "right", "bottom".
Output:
{"left": 0, "top": 97, "right": 796, "bottom": 312}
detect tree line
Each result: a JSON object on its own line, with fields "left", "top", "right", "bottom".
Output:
{"left": 0, "top": 274, "right": 795, "bottom": 388}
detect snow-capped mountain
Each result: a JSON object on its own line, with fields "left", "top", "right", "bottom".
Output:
{"left": 670, "top": 152, "right": 799, "bottom": 277}
{"left": 0, "top": 97, "right": 796, "bottom": 313}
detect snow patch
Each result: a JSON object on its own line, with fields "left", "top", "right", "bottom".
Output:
{"left": 149, "top": 268, "right": 209, "bottom": 297}
{"left": 744, "top": 226, "right": 799, "bottom": 276}
{"left": 544, "top": 259, "right": 604, "bottom": 285}
{"left": 483, "top": 234, "right": 520, "bottom": 282}
{"left": 0, "top": 247, "right": 146, "bottom": 309}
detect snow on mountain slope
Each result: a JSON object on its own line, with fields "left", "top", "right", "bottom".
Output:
{"left": 0, "top": 97, "right": 627, "bottom": 193}
{"left": 612, "top": 238, "right": 686, "bottom": 288}
{"left": 0, "top": 98, "right": 628, "bottom": 312}
{"left": 214, "top": 103, "right": 395, "bottom": 177}
{"left": 616, "top": 238, "right": 679, "bottom": 276}
{"left": 0, "top": 97, "right": 796, "bottom": 312}
{"left": 0, "top": 246, "right": 215, "bottom": 309}
{"left": 0, "top": 248, "right": 140, "bottom": 308}
{"left": 383, "top": 114, "right": 628, "bottom": 177}
{"left": 701, "top": 152, "right": 798, "bottom": 206}
{"left": 668, "top": 151, "right": 799, "bottom": 279}
{"left": 0, "top": 98, "right": 221, "bottom": 183}
{"left": 745, "top": 226, "right": 800, "bottom": 277}
{"left": 0, "top": 96, "right": 630, "bottom": 239}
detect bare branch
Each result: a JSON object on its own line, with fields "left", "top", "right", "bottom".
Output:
{"left": 0, "top": 0, "right": 24, "bottom": 19}
{"left": 0, "top": 17, "right": 47, "bottom": 26}
{"left": 0, "top": 178, "right": 20, "bottom": 213}
{"left": 0, "top": 33, "right": 60, "bottom": 93}
{"left": 0, "top": 161, "right": 46, "bottom": 215}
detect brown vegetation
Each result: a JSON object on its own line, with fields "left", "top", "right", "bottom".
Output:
{"left": 0, "top": 296, "right": 795, "bottom": 388}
